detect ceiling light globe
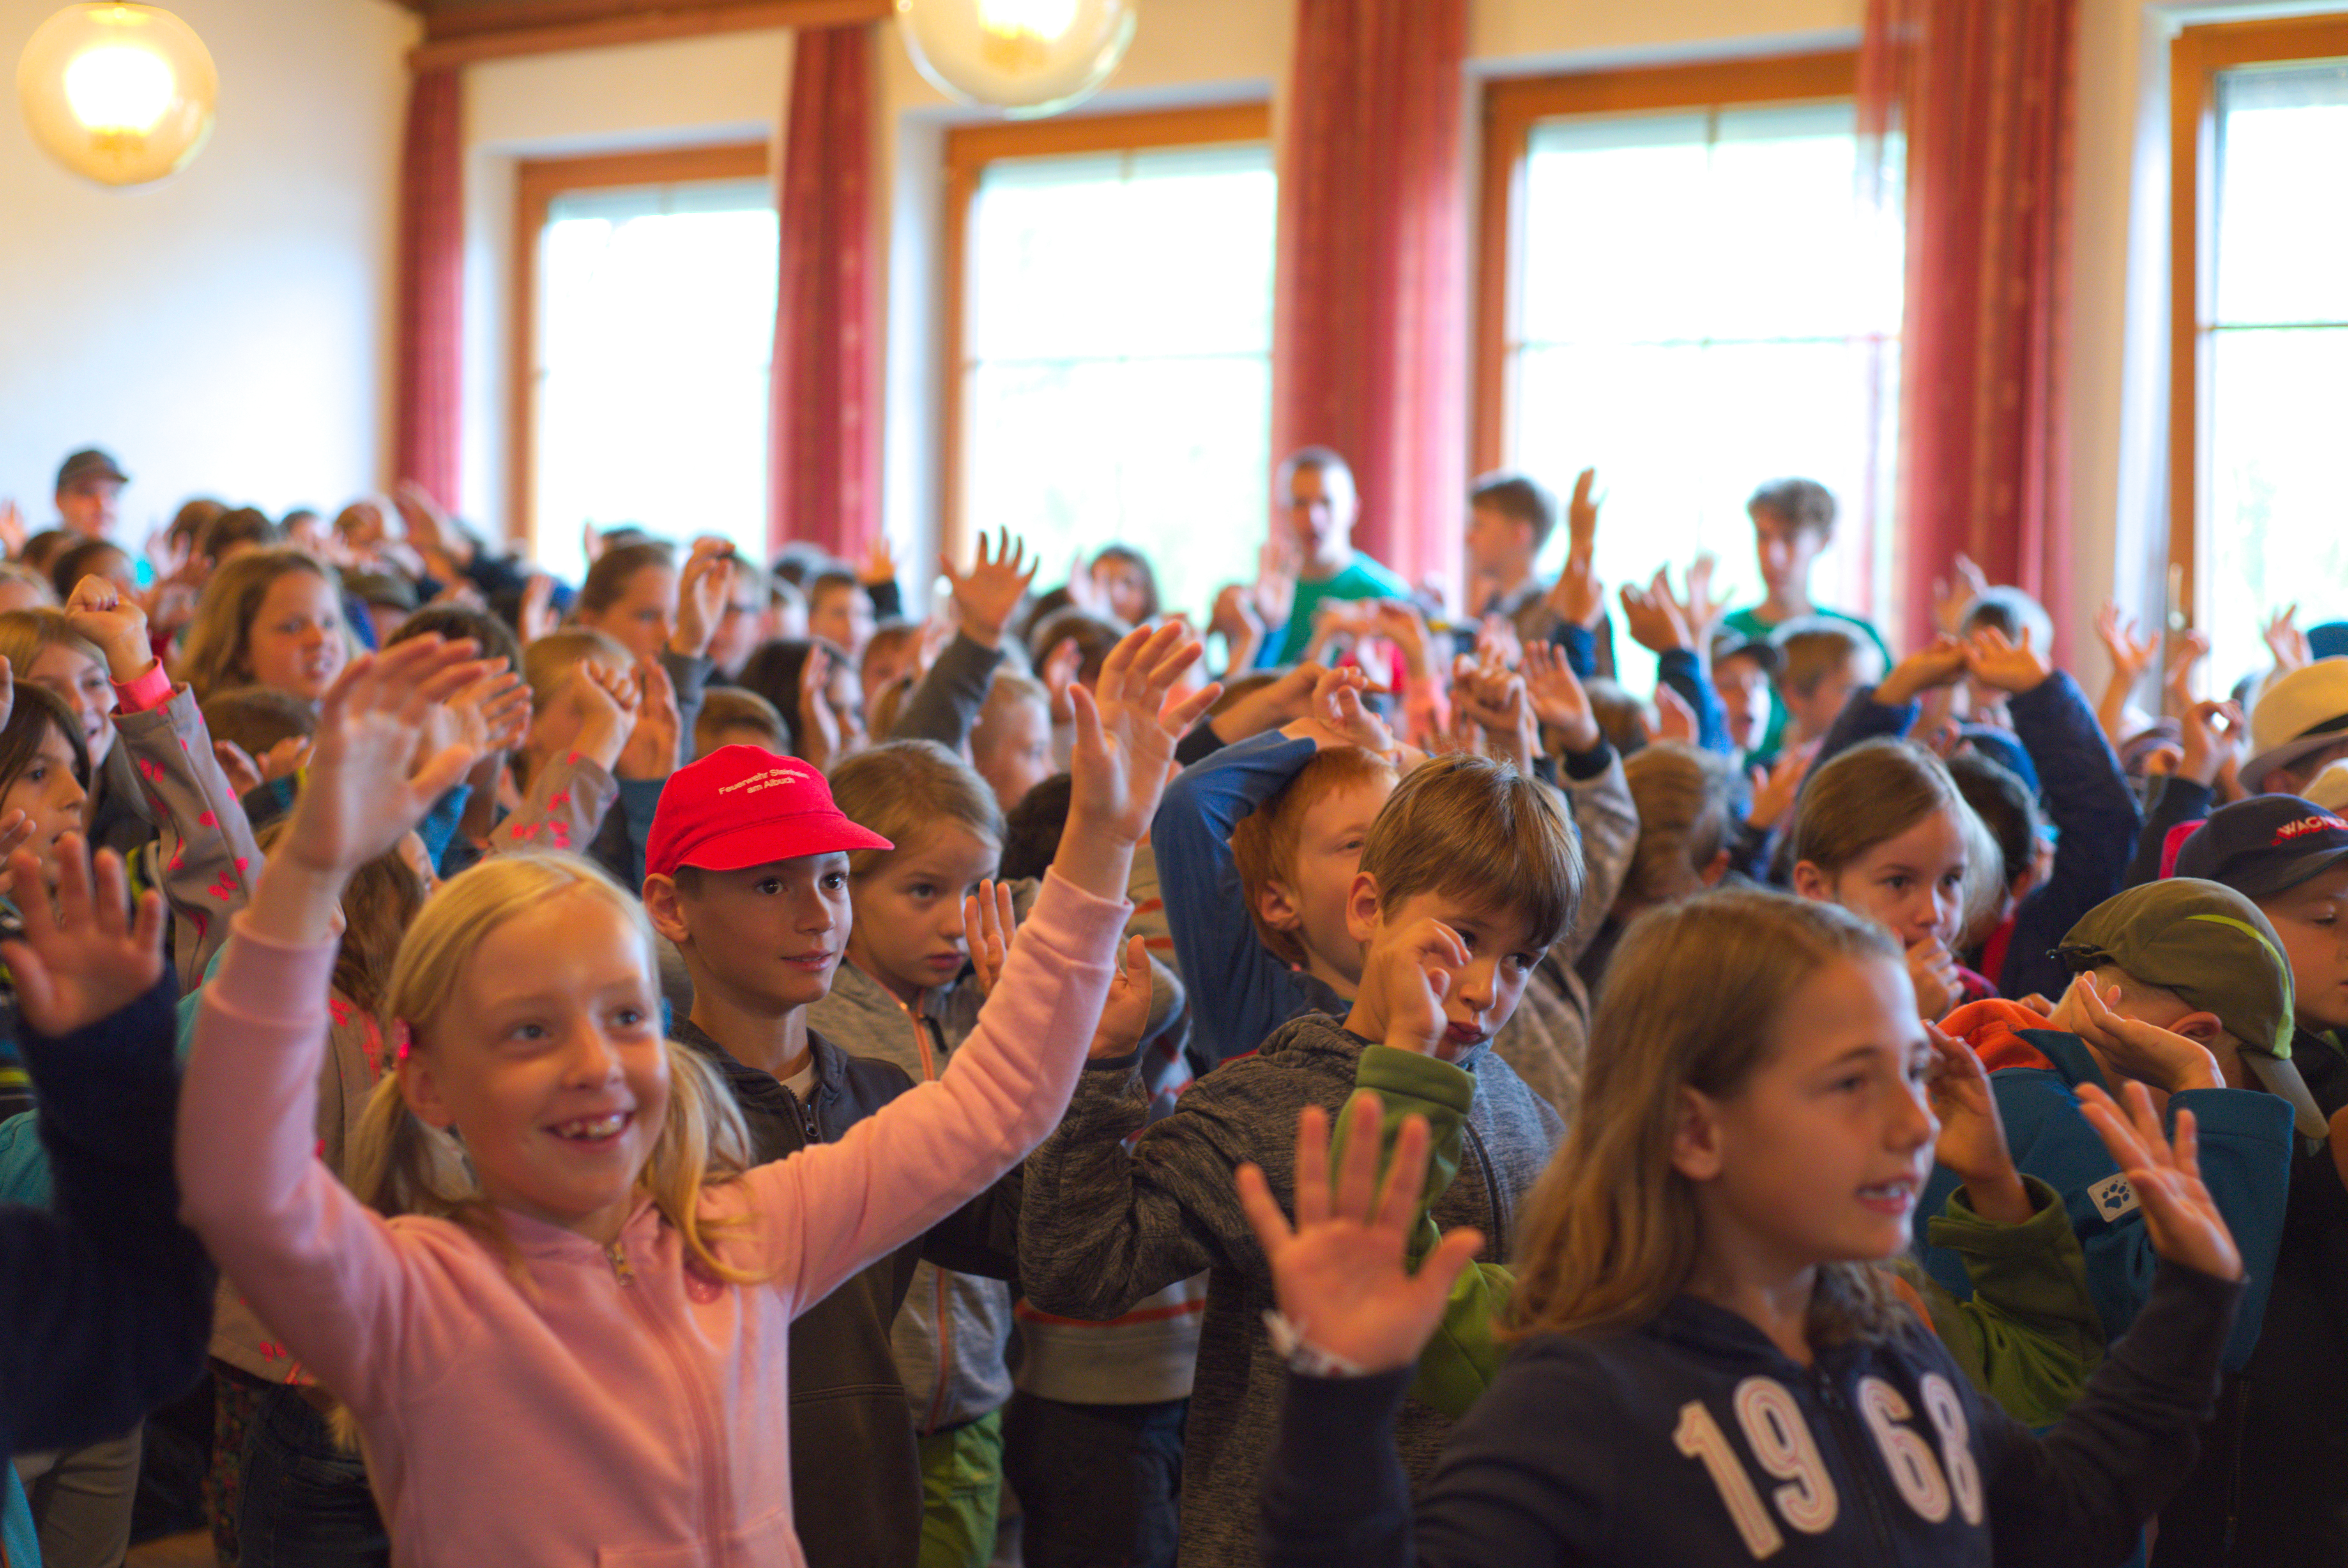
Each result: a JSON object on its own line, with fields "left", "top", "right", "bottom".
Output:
{"left": 895, "top": 0, "right": 1137, "bottom": 120}
{"left": 18, "top": 3, "right": 217, "bottom": 187}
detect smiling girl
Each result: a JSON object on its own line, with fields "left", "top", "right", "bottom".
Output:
{"left": 179, "top": 547, "right": 353, "bottom": 705}
{"left": 176, "top": 628, "right": 1205, "bottom": 1566}
{"left": 1246, "top": 888, "right": 2247, "bottom": 1567}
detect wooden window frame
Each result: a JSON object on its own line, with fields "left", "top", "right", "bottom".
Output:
{"left": 1472, "top": 51, "right": 1861, "bottom": 479}
{"left": 2166, "top": 14, "right": 2348, "bottom": 630}
{"left": 509, "top": 141, "right": 771, "bottom": 558}
{"left": 937, "top": 102, "right": 1271, "bottom": 569}
{"left": 411, "top": 0, "right": 888, "bottom": 70}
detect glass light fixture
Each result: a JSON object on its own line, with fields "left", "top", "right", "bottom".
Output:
{"left": 18, "top": 3, "right": 217, "bottom": 187}
{"left": 895, "top": 0, "right": 1137, "bottom": 119}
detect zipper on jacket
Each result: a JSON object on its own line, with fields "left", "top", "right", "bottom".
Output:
{"left": 1461, "top": 1122, "right": 1508, "bottom": 1261}
{"left": 606, "top": 1240, "right": 634, "bottom": 1283}
{"left": 610, "top": 1239, "right": 736, "bottom": 1563}
{"left": 1813, "top": 1368, "right": 1899, "bottom": 1564}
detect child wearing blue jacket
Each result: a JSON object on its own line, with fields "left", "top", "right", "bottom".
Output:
{"left": 1810, "top": 627, "right": 2139, "bottom": 1002}
{"left": 1916, "top": 879, "right": 2299, "bottom": 1376}
{"left": 0, "top": 837, "right": 216, "bottom": 1563}
{"left": 1244, "top": 888, "right": 2244, "bottom": 1568}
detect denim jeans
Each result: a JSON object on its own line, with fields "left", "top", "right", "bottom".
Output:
{"left": 235, "top": 1386, "right": 389, "bottom": 1568}
{"left": 1003, "top": 1392, "right": 1185, "bottom": 1568}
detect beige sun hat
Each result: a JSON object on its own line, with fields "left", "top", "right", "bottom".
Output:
{"left": 2244, "top": 658, "right": 2348, "bottom": 792}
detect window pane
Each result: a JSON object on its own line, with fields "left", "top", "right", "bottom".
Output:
{"left": 1511, "top": 97, "right": 1897, "bottom": 694}
{"left": 2203, "top": 326, "right": 2348, "bottom": 687}
{"left": 534, "top": 177, "right": 777, "bottom": 586}
{"left": 964, "top": 141, "right": 1275, "bottom": 623}
{"left": 2214, "top": 64, "right": 2348, "bottom": 328}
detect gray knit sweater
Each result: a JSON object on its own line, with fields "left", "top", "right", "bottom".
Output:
{"left": 1017, "top": 1012, "right": 1564, "bottom": 1568}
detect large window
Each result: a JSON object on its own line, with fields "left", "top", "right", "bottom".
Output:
{"left": 945, "top": 105, "right": 1275, "bottom": 624}
{"left": 515, "top": 144, "right": 777, "bottom": 585}
{"left": 2173, "top": 17, "right": 2348, "bottom": 689}
{"left": 1479, "top": 55, "right": 1900, "bottom": 688}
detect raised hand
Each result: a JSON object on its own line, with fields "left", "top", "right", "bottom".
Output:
{"left": 64, "top": 575, "right": 155, "bottom": 681}
{"left": 942, "top": 527, "right": 1039, "bottom": 650}
{"left": 2096, "top": 601, "right": 2160, "bottom": 685}
{"left": 1285, "top": 664, "right": 1396, "bottom": 756}
{"left": 1932, "top": 553, "right": 1989, "bottom": 637}
{"left": 520, "top": 572, "right": 560, "bottom": 645}
{"left": 2062, "top": 974, "right": 2223, "bottom": 1094}
{"left": 0, "top": 498, "right": 25, "bottom": 559}
{"left": 1236, "top": 1100, "right": 1485, "bottom": 1375}
{"left": 1040, "top": 636, "right": 1082, "bottom": 725}
{"left": 1473, "top": 614, "right": 1524, "bottom": 674}
{"left": 1565, "top": 468, "right": 1599, "bottom": 557}
{"left": 1651, "top": 681, "right": 1697, "bottom": 745}
{"left": 1254, "top": 538, "right": 1298, "bottom": 630}
{"left": 451, "top": 664, "right": 531, "bottom": 755}
{"left": 0, "top": 836, "right": 165, "bottom": 1038}
{"left": 285, "top": 638, "right": 488, "bottom": 878}
{"left": 1207, "top": 660, "right": 1328, "bottom": 744}
{"left": 1544, "top": 546, "right": 1605, "bottom": 632}
{"left": 2075, "top": 1080, "right": 2244, "bottom": 1281}
{"left": 796, "top": 645, "right": 842, "bottom": 771}
{"left": 2164, "top": 629, "right": 2212, "bottom": 713}
{"left": 1454, "top": 657, "right": 1536, "bottom": 772}
{"left": 212, "top": 740, "right": 264, "bottom": 798}
{"left": 1059, "top": 623, "right": 1219, "bottom": 895}
{"left": 617, "top": 658, "right": 682, "bottom": 780}
{"left": 1962, "top": 625, "right": 2052, "bottom": 696}
{"left": 962, "top": 878, "right": 1018, "bottom": 999}
{"left": 1681, "top": 553, "right": 1727, "bottom": 640}
{"left": 1745, "top": 738, "right": 1819, "bottom": 832}
{"left": 670, "top": 541, "right": 732, "bottom": 660}
{"left": 2262, "top": 604, "right": 2310, "bottom": 674}
{"left": 1088, "top": 935, "right": 1155, "bottom": 1059}
{"left": 1521, "top": 639, "right": 1600, "bottom": 754}
{"left": 1924, "top": 1025, "right": 2031, "bottom": 1224}
{"left": 1874, "top": 635, "right": 1971, "bottom": 708}
{"left": 859, "top": 531, "right": 901, "bottom": 590}
{"left": 2177, "top": 698, "right": 2244, "bottom": 789}
{"left": 1618, "top": 573, "right": 1694, "bottom": 655}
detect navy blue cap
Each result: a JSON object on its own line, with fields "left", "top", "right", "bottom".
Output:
{"left": 2174, "top": 794, "right": 2348, "bottom": 901}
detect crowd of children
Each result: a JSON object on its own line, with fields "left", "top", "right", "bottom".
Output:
{"left": 0, "top": 438, "right": 2344, "bottom": 1568}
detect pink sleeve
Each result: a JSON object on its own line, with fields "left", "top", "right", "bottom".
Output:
{"left": 737, "top": 870, "right": 1127, "bottom": 1309}
{"left": 111, "top": 663, "right": 175, "bottom": 714}
{"left": 175, "top": 916, "right": 418, "bottom": 1406}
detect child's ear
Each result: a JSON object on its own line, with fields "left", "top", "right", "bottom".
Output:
{"left": 1670, "top": 1086, "right": 1725, "bottom": 1183}
{"left": 1255, "top": 879, "right": 1303, "bottom": 935}
{"left": 1343, "top": 871, "right": 1382, "bottom": 946}
{"left": 642, "top": 874, "right": 691, "bottom": 946}
{"left": 398, "top": 1054, "right": 455, "bottom": 1132}
{"left": 1789, "top": 860, "right": 1832, "bottom": 902}
{"left": 2169, "top": 1010, "right": 2226, "bottom": 1047}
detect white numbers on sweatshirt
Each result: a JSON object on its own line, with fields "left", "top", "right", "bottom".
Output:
{"left": 1674, "top": 1373, "right": 1980, "bottom": 1558}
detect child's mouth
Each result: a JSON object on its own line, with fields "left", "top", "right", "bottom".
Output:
{"left": 550, "top": 1111, "right": 632, "bottom": 1145}
{"left": 1856, "top": 1180, "right": 1917, "bottom": 1215}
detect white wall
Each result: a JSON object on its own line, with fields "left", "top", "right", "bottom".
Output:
{"left": 0, "top": 0, "right": 414, "bottom": 536}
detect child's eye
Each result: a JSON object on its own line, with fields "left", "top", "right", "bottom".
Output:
{"left": 612, "top": 1007, "right": 647, "bottom": 1029}
{"left": 508, "top": 1022, "right": 548, "bottom": 1043}
{"left": 821, "top": 872, "right": 849, "bottom": 892}
{"left": 1835, "top": 1074, "right": 1869, "bottom": 1094}
{"left": 1882, "top": 874, "right": 1910, "bottom": 891}
{"left": 1506, "top": 952, "right": 1536, "bottom": 975}
{"left": 907, "top": 882, "right": 936, "bottom": 900}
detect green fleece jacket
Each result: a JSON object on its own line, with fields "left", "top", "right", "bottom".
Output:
{"left": 1346, "top": 1045, "right": 2105, "bottom": 1429}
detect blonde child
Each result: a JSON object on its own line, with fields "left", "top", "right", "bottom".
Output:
{"left": 1247, "top": 889, "right": 2247, "bottom": 1566}
{"left": 175, "top": 626, "right": 1211, "bottom": 1566}
{"left": 177, "top": 547, "right": 356, "bottom": 705}
{"left": 1792, "top": 737, "right": 1997, "bottom": 1020}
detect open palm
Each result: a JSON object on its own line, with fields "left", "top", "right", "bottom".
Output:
{"left": 1069, "top": 622, "right": 1219, "bottom": 844}
{"left": 1237, "top": 1099, "right": 1485, "bottom": 1374}
{"left": 288, "top": 637, "right": 488, "bottom": 876}
{"left": 0, "top": 838, "right": 166, "bottom": 1038}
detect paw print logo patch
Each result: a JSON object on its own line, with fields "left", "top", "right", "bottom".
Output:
{"left": 2089, "top": 1172, "right": 2139, "bottom": 1222}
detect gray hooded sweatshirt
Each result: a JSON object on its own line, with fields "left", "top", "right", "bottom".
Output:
{"left": 1017, "top": 1011, "right": 1565, "bottom": 1568}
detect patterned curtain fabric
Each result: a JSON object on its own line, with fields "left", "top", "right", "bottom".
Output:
{"left": 1861, "top": 0, "right": 2081, "bottom": 654}
{"left": 768, "top": 23, "right": 880, "bottom": 562}
{"left": 1271, "top": 0, "right": 1470, "bottom": 599}
{"left": 392, "top": 66, "right": 463, "bottom": 509}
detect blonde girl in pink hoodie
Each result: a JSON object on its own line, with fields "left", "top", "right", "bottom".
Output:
{"left": 177, "top": 624, "right": 1214, "bottom": 1567}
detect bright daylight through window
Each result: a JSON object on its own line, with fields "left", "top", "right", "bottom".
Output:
{"left": 532, "top": 177, "right": 778, "bottom": 586}
{"left": 1505, "top": 100, "right": 1901, "bottom": 689}
{"left": 959, "top": 141, "right": 1275, "bottom": 623}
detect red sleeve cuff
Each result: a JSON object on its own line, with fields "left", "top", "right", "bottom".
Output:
{"left": 112, "top": 662, "right": 175, "bottom": 713}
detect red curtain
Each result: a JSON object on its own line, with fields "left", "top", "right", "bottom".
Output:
{"left": 1861, "top": 0, "right": 2080, "bottom": 655}
{"left": 392, "top": 66, "right": 463, "bottom": 510}
{"left": 768, "top": 23, "right": 880, "bottom": 562}
{"left": 1271, "top": 0, "right": 1470, "bottom": 599}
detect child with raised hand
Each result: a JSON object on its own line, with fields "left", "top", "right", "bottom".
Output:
{"left": 176, "top": 623, "right": 1208, "bottom": 1566}
{"left": 1020, "top": 749, "right": 1578, "bottom": 1568}
{"left": 889, "top": 527, "right": 1040, "bottom": 752}
{"left": 1246, "top": 890, "right": 2247, "bottom": 1568}
{"left": 0, "top": 833, "right": 214, "bottom": 1560}
{"left": 1809, "top": 623, "right": 2142, "bottom": 1003}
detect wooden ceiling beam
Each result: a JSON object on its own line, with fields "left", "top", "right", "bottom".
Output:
{"left": 409, "top": 0, "right": 889, "bottom": 69}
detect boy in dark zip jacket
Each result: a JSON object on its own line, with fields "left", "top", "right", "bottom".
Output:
{"left": 0, "top": 841, "right": 216, "bottom": 1559}
{"left": 2155, "top": 796, "right": 2348, "bottom": 1567}
{"left": 1809, "top": 627, "right": 2141, "bottom": 1002}
{"left": 1019, "top": 754, "right": 1579, "bottom": 1568}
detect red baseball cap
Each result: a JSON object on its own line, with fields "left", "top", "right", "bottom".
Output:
{"left": 645, "top": 745, "right": 892, "bottom": 879}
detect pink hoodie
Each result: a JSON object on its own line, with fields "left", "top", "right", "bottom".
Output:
{"left": 178, "top": 872, "right": 1127, "bottom": 1567}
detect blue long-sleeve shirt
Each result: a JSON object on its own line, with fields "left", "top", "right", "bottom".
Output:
{"left": 1653, "top": 646, "right": 1733, "bottom": 756}
{"left": 0, "top": 978, "right": 214, "bottom": 1457}
{"left": 1152, "top": 731, "right": 1350, "bottom": 1065}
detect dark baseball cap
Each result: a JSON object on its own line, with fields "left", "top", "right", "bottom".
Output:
{"left": 2057, "top": 878, "right": 2323, "bottom": 1136}
{"left": 2174, "top": 795, "right": 2348, "bottom": 901}
{"left": 55, "top": 449, "right": 127, "bottom": 489}
{"left": 1710, "top": 626, "right": 1780, "bottom": 674}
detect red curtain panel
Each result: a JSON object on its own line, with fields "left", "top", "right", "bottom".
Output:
{"left": 1271, "top": 0, "right": 1471, "bottom": 600}
{"left": 393, "top": 66, "right": 463, "bottom": 511}
{"left": 1861, "top": 0, "right": 2081, "bottom": 655}
{"left": 768, "top": 23, "right": 881, "bottom": 563}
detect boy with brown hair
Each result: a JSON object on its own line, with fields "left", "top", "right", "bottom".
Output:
{"left": 1772, "top": 617, "right": 1883, "bottom": 747}
{"left": 1719, "top": 477, "right": 1892, "bottom": 754}
{"left": 1018, "top": 752, "right": 1582, "bottom": 1568}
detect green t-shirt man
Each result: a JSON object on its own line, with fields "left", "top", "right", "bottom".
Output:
{"left": 1728, "top": 479, "right": 1895, "bottom": 759}
{"left": 1259, "top": 447, "right": 1416, "bottom": 667}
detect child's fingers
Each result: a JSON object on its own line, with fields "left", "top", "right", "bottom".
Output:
{"left": 1418, "top": 1226, "right": 1486, "bottom": 1303}
{"left": 1234, "top": 1162, "right": 1295, "bottom": 1261}
{"left": 2172, "top": 1106, "right": 2201, "bottom": 1186}
{"left": 89, "top": 848, "right": 131, "bottom": 939}
{"left": 1160, "top": 680, "right": 1222, "bottom": 736}
{"left": 1067, "top": 682, "right": 1103, "bottom": 759}
{"left": 1122, "top": 933, "right": 1149, "bottom": 988}
{"left": 1374, "top": 1114, "right": 1432, "bottom": 1236}
{"left": 993, "top": 879, "right": 1017, "bottom": 945}
{"left": 46, "top": 832, "right": 92, "bottom": 934}
{"left": 1292, "top": 1105, "right": 1332, "bottom": 1229}
{"left": 1333, "top": 1093, "right": 1384, "bottom": 1224}
{"left": 0, "top": 936, "right": 50, "bottom": 1027}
